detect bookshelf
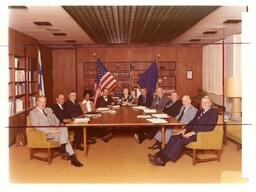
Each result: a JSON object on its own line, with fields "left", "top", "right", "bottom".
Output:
{"left": 83, "top": 60, "right": 176, "bottom": 96}
{"left": 8, "top": 55, "right": 38, "bottom": 117}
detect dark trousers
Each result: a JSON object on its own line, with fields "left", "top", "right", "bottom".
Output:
{"left": 69, "top": 127, "right": 83, "bottom": 146}
{"left": 159, "top": 134, "right": 196, "bottom": 162}
{"left": 135, "top": 127, "right": 158, "bottom": 140}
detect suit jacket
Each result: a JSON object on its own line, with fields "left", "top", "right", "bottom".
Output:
{"left": 96, "top": 96, "right": 113, "bottom": 108}
{"left": 51, "top": 103, "right": 70, "bottom": 123}
{"left": 137, "top": 94, "right": 153, "bottom": 107}
{"left": 79, "top": 100, "right": 94, "bottom": 113}
{"left": 29, "top": 107, "right": 60, "bottom": 133}
{"left": 175, "top": 105, "right": 198, "bottom": 124}
{"left": 151, "top": 95, "right": 170, "bottom": 112}
{"left": 120, "top": 94, "right": 133, "bottom": 103}
{"left": 163, "top": 100, "right": 182, "bottom": 116}
{"left": 63, "top": 100, "right": 83, "bottom": 118}
{"left": 185, "top": 107, "right": 218, "bottom": 134}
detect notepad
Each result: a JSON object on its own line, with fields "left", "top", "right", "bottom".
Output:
{"left": 73, "top": 118, "right": 90, "bottom": 124}
{"left": 96, "top": 107, "right": 110, "bottom": 112}
{"left": 132, "top": 106, "right": 146, "bottom": 110}
{"left": 146, "top": 118, "right": 168, "bottom": 124}
{"left": 143, "top": 108, "right": 157, "bottom": 114}
{"left": 151, "top": 113, "right": 169, "bottom": 119}
{"left": 137, "top": 115, "right": 152, "bottom": 118}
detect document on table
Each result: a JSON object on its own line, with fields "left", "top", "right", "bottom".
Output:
{"left": 73, "top": 118, "right": 90, "bottom": 124}
{"left": 137, "top": 115, "right": 152, "bottom": 118}
{"left": 132, "top": 106, "right": 146, "bottom": 110}
{"left": 151, "top": 113, "right": 169, "bottom": 119}
{"left": 143, "top": 108, "right": 157, "bottom": 114}
{"left": 146, "top": 118, "right": 168, "bottom": 124}
{"left": 96, "top": 107, "right": 110, "bottom": 112}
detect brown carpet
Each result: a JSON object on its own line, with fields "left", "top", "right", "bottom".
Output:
{"left": 9, "top": 134, "right": 242, "bottom": 183}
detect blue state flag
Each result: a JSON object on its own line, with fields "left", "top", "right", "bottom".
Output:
{"left": 137, "top": 60, "right": 158, "bottom": 96}
{"left": 38, "top": 48, "right": 45, "bottom": 96}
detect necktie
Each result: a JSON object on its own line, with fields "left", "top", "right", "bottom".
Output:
{"left": 198, "top": 110, "right": 204, "bottom": 119}
{"left": 178, "top": 107, "right": 186, "bottom": 121}
{"left": 143, "top": 96, "right": 146, "bottom": 104}
{"left": 166, "top": 101, "right": 173, "bottom": 108}
{"left": 155, "top": 97, "right": 160, "bottom": 107}
{"left": 42, "top": 109, "right": 48, "bottom": 117}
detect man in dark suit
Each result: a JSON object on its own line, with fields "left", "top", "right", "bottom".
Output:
{"left": 95, "top": 88, "right": 114, "bottom": 142}
{"left": 137, "top": 87, "right": 153, "bottom": 107}
{"left": 96, "top": 88, "right": 114, "bottom": 108}
{"left": 52, "top": 93, "right": 96, "bottom": 146}
{"left": 63, "top": 91, "right": 85, "bottom": 150}
{"left": 163, "top": 91, "right": 183, "bottom": 117}
{"left": 148, "top": 96, "right": 218, "bottom": 166}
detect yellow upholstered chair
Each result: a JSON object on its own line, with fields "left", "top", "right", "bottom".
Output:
{"left": 185, "top": 114, "right": 224, "bottom": 165}
{"left": 26, "top": 116, "right": 74, "bottom": 164}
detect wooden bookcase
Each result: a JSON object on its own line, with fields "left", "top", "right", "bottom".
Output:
{"left": 83, "top": 60, "right": 176, "bottom": 96}
{"left": 9, "top": 54, "right": 38, "bottom": 145}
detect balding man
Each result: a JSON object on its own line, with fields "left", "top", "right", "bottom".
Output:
{"left": 148, "top": 96, "right": 218, "bottom": 166}
{"left": 29, "top": 96, "right": 83, "bottom": 167}
{"left": 151, "top": 87, "right": 170, "bottom": 112}
{"left": 149, "top": 95, "right": 197, "bottom": 150}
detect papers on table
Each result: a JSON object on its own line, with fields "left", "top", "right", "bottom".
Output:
{"left": 143, "top": 108, "right": 156, "bottom": 114}
{"left": 84, "top": 113, "right": 101, "bottom": 118}
{"left": 73, "top": 118, "right": 90, "bottom": 124}
{"left": 96, "top": 107, "right": 110, "bottom": 112}
{"left": 111, "top": 105, "right": 120, "bottom": 109}
{"left": 146, "top": 118, "right": 168, "bottom": 124}
{"left": 137, "top": 115, "right": 152, "bottom": 118}
{"left": 151, "top": 113, "right": 169, "bottom": 119}
{"left": 132, "top": 106, "right": 146, "bottom": 110}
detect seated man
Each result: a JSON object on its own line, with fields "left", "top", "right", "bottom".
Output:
{"left": 148, "top": 96, "right": 218, "bottom": 166}
{"left": 134, "top": 87, "right": 170, "bottom": 143}
{"left": 63, "top": 90, "right": 85, "bottom": 150}
{"left": 96, "top": 88, "right": 114, "bottom": 142}
{"left": 162, "top": 91, "right": 183, "bottom": 117}
{"left": 52, "top": 93, "right": 96, "bottom": 145}
{"left": 137, "top": 87, "right": 153, "bottom": 107}
{"left": 80, "top": 91, "right": 94, "bottom": 113}
{"left": 149, "top": 95, "right": 197, "bottom": 150}
{"left": 29, "top": 96, "right": 83, "bottom": 167}
{"left": 119, "top": 88, "right": 134, "bottom": 105}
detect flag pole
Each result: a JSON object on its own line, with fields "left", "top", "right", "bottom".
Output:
{"left": 155, "top": 52, "right": 160, "bottom": 89}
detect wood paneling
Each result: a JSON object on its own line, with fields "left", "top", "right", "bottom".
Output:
{"left": 52, "top": 49, "right": 76, "bottom": 100}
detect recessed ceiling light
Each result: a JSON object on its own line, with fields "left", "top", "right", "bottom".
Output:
{"left": 66, "top": 40, "right": 77, "bottom": 43}
{"left": 33, "top": 21, "right": 52, "bottom": 26}
{"left": 223, "top": 19, "right": 242, "bottom": 24}
{"left": 8, "top": 6, "right": 28, "bottom": 9}
{"left": 203, "top": 31, "right": 218, "bottom": 34}
{"left": 189, "top": 39, "right": 200, "bottom": 42}
{"left": 46, "top": 28, "right": 59, "bottom": 32}
{"left": 53, "top": 33, "right": 67, "bottom": 36}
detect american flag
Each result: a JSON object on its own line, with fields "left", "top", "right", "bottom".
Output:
{"left": 93, "top": 59, "right": 118, "bottom": 107}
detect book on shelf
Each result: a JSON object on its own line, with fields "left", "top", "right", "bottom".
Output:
{"left": 14, "top": 57, "right": 19, "bottom": 68}
{"left": 9, "top": 101, "right": 14, "bottom": 116}
{"left": 29, "top": 96, "right": 36, "bottom": 108}
{"left": 15, "top": 83, "right": 26, "bottom": 95}
{"left": 15, "top": 99, "right": 24, "bottom": 113}
{"left": 15, "top": 70, "right": 25, "bottom": 82}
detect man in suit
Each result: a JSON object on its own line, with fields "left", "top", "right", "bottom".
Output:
{"left": 95, "top": 88, "right": 114, "bottom": 142}
{"left": 151, "top": 87, "right": 170, "bottom": 112}
{"left": 149, "top": 95, "right": 197, "bottom": 150}
{"left": 163, "top": 91, "right": 183, "bottom": 117}
{"left": 63, "top": 91, "right": 84, "bottom": 150}
{"left": 148, "top": 96, "right": 218, "bottom": 166}
{"left": 96, "top": 88, "right": 115, "bottom": 108}
{"left": 137, "top": 87, "right": 153, "bottom": 107}
{"left": 52, "top": 93, "right": 96, "bottom": 145}
{"left": 29, "top": 96, "right": 83, "bottom": 167}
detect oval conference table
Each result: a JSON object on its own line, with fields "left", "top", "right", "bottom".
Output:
{"left": 66, "top": 106, "right": 184, "bottom": 158}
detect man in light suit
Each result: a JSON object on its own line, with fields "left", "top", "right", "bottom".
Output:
{"left": 149, "top": 95, "right": 197, "bottom": 150}
{"left": 148, "top": 96, "right": 218, "bottom": 166}
{"left": 29, "top": 96, "right": 83, "bottom": 167}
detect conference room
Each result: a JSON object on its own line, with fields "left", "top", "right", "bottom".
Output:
{"left": 2, "top": 2, "right": 256, "bottom": 188}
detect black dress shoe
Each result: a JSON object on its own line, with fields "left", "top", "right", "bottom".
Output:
{"left": 148, "top": 142, "right": 160, "bottom": 150}
{"left": 147, "top": 154, "right": 157, "bottom": 161}
{"left": 149, "top": 157, "right": 166, "bottom": 166}
{"left": 134, "top": 133, "right": 146, "bottom": 144}
{"left": 70, "top": 157, "right": 84, "bottom": 167}
{"left": 75, "top": 145, "right": 84, "bottom": 151}
{"left": 102, "top": 132, "right": 113, "bottom": 143}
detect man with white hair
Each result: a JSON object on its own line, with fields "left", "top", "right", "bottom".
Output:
{"left": 29, "top": 96, "right": 83, "bottom": 167}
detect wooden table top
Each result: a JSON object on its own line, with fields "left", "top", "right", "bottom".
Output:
{"left": 66, "top": 106, "right": 183, "bottom": 127}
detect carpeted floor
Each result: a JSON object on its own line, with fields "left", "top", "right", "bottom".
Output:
{"left": 9, "top": 133, "right": 242, "bottom": 183}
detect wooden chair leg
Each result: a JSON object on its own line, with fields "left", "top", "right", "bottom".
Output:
{"left": 192, "top": 149, "right": 196, "bottom": 165}
{"left": 217, "top": 150, "right": 221, "bottom": 161}
{"left": 48, "top": 148, "right": 52, "bottom": 164}
{"left": 29, "top": 148, "right": 33, "bottom": 159}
